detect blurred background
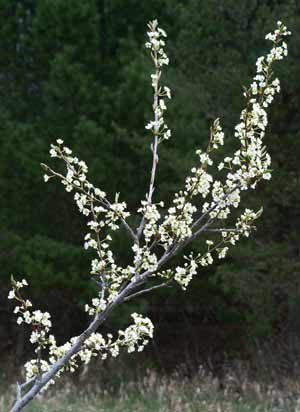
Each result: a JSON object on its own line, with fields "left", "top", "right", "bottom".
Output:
{"left": 0, "top": 0, "right": 300, "bottom": 390}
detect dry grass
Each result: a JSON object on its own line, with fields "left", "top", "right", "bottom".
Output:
{"left": 2, "top": 360, "right": 300, "bottom": 412}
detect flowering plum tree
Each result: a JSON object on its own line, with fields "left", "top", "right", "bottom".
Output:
{"left": 8, "top": 20, "right": 290, "bottom": 412}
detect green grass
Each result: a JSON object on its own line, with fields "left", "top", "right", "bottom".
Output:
{"left": 2, "top": 368, "right": 300, "bottom": 412}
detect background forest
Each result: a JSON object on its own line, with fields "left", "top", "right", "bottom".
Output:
{"left": 0, "top": 0, "right": 300, "bottom": 382}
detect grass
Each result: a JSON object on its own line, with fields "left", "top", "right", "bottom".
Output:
{"left": 2, "top": 363, "right": 300, "bottom": 412}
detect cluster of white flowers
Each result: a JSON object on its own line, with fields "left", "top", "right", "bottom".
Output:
{"left": 44, "top": 141, "right": 129, "bottom": 230}
{"left": 43, "top": 140, "right": 136, "bottom": 306}
{"left": 118, "top": 313, "right": 154, "bottom": 353}
{"left": 84, "top": 297, "right": 107, "bottom": 316}
{"left": 145, "top": 20, "right": 168, "bottom": 63}
{"left": 186, "top": 164, "right": 213, "bottom": 198}
{"left": 235, "top": 208, "right": 262, "bottom": 237}
{"left": 202, "top": 24, "right": 288, "bottom": 223}
{"left": 158, "top": 194, "right": 197, "bottom": 247}
{"left": 8, "top": 278, "right": 28, "bottom": 300}
{"left": 145, "top": 20, "right": 171, "bottom": 143}
{"left": 155, "top": 120, "right": 225, "bottom": 249}
{"left": 138, "top": 200, "right": 164, "bottom": 243}
{"left": 24, "top": 360, "right": 51, "bottom": 385}
{"left": 174, "top": 257, "right": 198, "bottom": 290}
{"left": 132, "top": 244, "right": 158, "bottom": 272}
{"left": 9, "top": 275, "right": 154, "bottom": 386}
{"left": 157, "top": 21, "right": 291, "bottom": 260}
{"left": 210, "top": 119, "right": 225, "bottom": 149}
{"left": 8, "top": 278, "right": 54, "bottom": 351}
{"left": 171, "top": 209, "right": 264, "bottom": 289}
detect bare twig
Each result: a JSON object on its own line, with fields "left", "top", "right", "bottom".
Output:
{"left": 203, "top": 228, "right": 238, "bottom": 233}
{"left": 124, "top": 280, "right": 172, "bottom": 302}
{"left": 137, "top": 48, "right": 161, "bottom": 239}
{"left": 15, "top": 382, "right": 21, "bottom": 403}
{"left": 20, "top": 377, "right": 36, "bottom": 390}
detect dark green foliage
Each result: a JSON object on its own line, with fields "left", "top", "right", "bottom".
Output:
{"left": 0, "top": 0, "right": 299, "bottom": 362}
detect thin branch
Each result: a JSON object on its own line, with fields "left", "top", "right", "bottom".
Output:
{"left": 124, "top": 280, "right": 172, "bottom": 302}
{"left": 119, "top": 215, "right": 139, "bottom": 244}
{"left": 136, "top": 216, "right": 145, "bottom": 240}
{"left": 42, "top": 164, "right": 138, "bottom": 244}
{"left": 90, "top": 200, "right": 107, "bottom": 301}
{"left": 36, "top": 346, "right": 42, "bottom": 379}
{"left": 138, "top": 216, "right": 219, "bottom": 284}
{"left": 100, "top": 276, "right": 106, "bottom": 301}
{"left": 147, "top": 120, "right": 159, "bottom": 205}
{"left": 192, "top": 184, "right": 240, "bottom": 230}
{"left": 137, "top": 49, "right": 161, "bottom": 239}
{"left": 204, "top": 228, "right": 238, "bottom": 233}
{"left": 15, "top": 382, "right": 21, "bottom": 403}
{"left": 20, "top": 377, "right": 36, "bottom": 390}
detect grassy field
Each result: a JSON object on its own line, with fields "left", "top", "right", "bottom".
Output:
{"left": 2, "top": 365, "right": 300, "bottom": 412}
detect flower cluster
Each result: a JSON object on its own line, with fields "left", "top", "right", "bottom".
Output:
{"left": 8, "top": 278, "right": 153, "bottom": 386}
{"left": 8, "top": 278, "right": 54, "bottom": 350}
{"left": 172, "top": 205, "right": 263, "bottom": 290}
{"left": 84, "top": 297, "right": 107, "bottom": 316}
{"left": 43, "top": 140, "right": 134, "bottom": 304}
{"left": 118, "top": 313, "right": 154, "bottom": 353}
{"left": 43, "top": 140, "right": 129, "bottom": 231}
{"left": 22, "top": 307, "right": 153, "bottom": 387}
{"left": 154, "top": 120, "right": 225, "bottom": 249}
{"left": 132, "top": 244, "right": 158, "bottom": 272}
{"left": 145, "top": 20, "right": 171, "bottom": 143}
{"left": 137, "top": 21, "right": 288, "bottom": 279}
{"left": 155, "top": 21, "right": 290, "bottom": 260}
{"left": 174, "top": 257, "right": 198, "bottom": 290}
{"left": 158, "top": 194, "right": 197, "bottom": 247}
{"left": 235, "top": 208, "right": 262, "bottom": 237}
{"left": 138, "top": 200, "right": 164, "bottom": 243}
